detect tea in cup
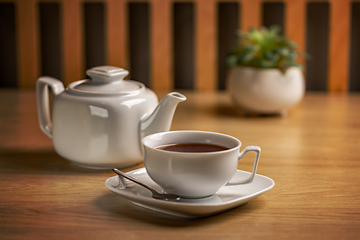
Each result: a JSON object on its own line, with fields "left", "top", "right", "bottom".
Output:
{"left": 141, "top": 130, "right": 261, "bottom": 198}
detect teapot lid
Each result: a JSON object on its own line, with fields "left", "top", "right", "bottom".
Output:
{"left": 66, "top": 66, "right": 145, "bottom": 97}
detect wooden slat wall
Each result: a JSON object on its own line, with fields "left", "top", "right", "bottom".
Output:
{"left": 151, "top": 0, "right": 172, "bottom": 90}
{"left": 329, "top": 0, "right": 350, "bottom": 92}
{"left": 196, "top": 0, "right": 216, "bottom": 91}
{"left": 0, "top": 0, "right": 355, "bottom": 92}
{"left": 16, "top": 0, "right": 38, "bottom": 88}
{"left": 284, "top": 0, "right": 305, "bottom": 63}
{"left": 241, "top": 0, "right": 261, "bottom": 31}
{"left": 107, "top": 0, "right": 127, "bottom": 71}
{"left": 63, "top": 0, "right": 83, "bottom": 86}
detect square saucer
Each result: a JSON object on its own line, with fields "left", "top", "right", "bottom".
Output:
{"left": 105, "top": 168, "right": 274, "bottom": 218}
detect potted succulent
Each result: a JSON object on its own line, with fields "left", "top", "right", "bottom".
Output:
{"left": 226, "top": 26, "right": 305, "bottom": 116}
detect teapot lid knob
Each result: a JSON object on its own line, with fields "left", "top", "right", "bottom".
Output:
{"left": 86, "top": 66, "right": 129, "bottom": 83}
{"left": 66, "top": 66, "right": 145, "bottom": 96}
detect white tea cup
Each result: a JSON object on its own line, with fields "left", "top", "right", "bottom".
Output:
{"left": 141, "top": 130, "right": 261, "bottom": 198}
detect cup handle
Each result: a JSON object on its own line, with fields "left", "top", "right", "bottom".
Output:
{"left": 226, "top": 146, "right": 261, "bottom": 185}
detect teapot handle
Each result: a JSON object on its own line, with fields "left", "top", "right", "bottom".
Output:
{"left": 36, "top": 77, "right": 64, "bottom": 138}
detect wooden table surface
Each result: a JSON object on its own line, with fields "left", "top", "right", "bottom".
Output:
{"left": 1, "top": 90, "right": 360, "bottom": 240}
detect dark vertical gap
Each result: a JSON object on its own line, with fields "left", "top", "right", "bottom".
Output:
{"left": 262, "top": 2, "right": 284, "bottom": 34}
{"left": 218, "top": 2, "right": 239, "bottom": 90}
{"left": 84, "top": 2, "right": 106, "bottom": 71}
{"left": 173, "top": 2, "right": 194, "bottom": 90}
{"left": 0, "top": 3, "right": 17, "bottom": 87}
{"left": 128, "top": 3, "right": 150, "bottom": 87}
{"left": 39, "top": 3, "right": 62, "bottom": 80}
{"left": 350, "top": 2, "right": 360, "bottom": 92}
{"left": 306, "top": 2, "right": 329, "bottom": 91}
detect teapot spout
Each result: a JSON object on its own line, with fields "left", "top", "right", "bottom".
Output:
{"left": 140, "top": 92, "right": 186, "bottom": 139}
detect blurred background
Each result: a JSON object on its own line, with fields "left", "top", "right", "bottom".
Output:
{"left": 0, "top": 0, "right": 359, "bottom": 92}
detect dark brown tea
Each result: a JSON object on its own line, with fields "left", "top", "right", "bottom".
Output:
{"left": 156, "top": 143, "right": 229, "bottom": 153}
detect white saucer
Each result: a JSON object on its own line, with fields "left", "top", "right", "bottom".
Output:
{"left": 105, "top": 168, "right": 275, "bottom": 218}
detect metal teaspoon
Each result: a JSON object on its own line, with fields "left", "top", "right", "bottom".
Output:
{"left": 112, "top": 168, "right": 181, "bottom": 200}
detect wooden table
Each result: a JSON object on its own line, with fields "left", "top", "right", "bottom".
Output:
{"left": 1, "top": 90, "right": 360, "bottom": 239}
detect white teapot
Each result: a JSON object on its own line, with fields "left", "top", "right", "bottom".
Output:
{"left": 36, "top": 66, "right": 186, "bottom": 169}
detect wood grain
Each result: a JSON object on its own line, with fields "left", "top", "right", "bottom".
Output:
{"left": 1, "top": 90, "right": 360, "bottom": 239}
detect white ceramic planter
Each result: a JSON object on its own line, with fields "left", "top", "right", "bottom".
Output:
{"left": 227, "top": 66, "right": 305, "bottom": 115}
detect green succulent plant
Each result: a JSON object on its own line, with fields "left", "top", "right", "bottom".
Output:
{"left": 226, "top": 26, "right": 305, "bottom": 73}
